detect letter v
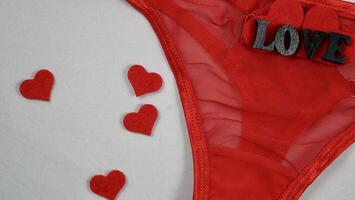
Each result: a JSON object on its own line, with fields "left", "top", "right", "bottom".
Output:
{"left": 302, "top": 29, "right": 327, "bottom": 59}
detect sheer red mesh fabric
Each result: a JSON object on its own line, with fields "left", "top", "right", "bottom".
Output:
{"left": 128, "top": 0, "right": 355, "bottom": 199}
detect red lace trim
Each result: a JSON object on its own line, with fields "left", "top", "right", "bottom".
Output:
{"left": 127, "top": 0, "right": 355, "bottom": 200}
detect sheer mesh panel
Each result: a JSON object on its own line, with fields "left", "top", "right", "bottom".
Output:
{"left": 135, "top": 0, "right": 355, "bottom": 199}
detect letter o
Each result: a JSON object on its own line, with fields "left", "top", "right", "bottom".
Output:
{"left": 275, "top": 25, "right": 300, "bottom": 56}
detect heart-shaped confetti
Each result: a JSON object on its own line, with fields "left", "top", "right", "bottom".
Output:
{"left": 90, "top": 170, "right": 126, "bottom": 200}
{"left": 128, "top": 65, "right": 163, "bottom": 97}
{"left": 123, "top": 104, "right": 158, "bottom": 136}
{"left": 19, "top": 69, "right": 54, "bottom": 101}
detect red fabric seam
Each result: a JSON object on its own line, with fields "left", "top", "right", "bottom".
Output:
{"left": 299, "top": 0, "right": 355, "bottom": 18}
{"left": 279, "top": 125, "right": 355, "bottom": 200}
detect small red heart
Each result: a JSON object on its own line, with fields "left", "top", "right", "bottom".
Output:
{"left": 90, "top": 170, "right": 126, "bottom": 200}
{"left": 123, "top": 104, "right": 158, "bottom": 136}
{"left": 19, "top": 69, "right": 54, "bottom": 101}
{"left": 303, "top": 6, "right": 339, "bottom": 32}
{"left": 267, "top": 0, "right": 304, "bottom": 28}
{"left": 128, "top": 65, "right": 163, "bottom": 97}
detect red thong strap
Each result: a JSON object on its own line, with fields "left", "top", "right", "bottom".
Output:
{"left": 127, "top": 0, "right": 355, "bottom": 200}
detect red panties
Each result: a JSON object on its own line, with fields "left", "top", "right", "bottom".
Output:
{"left": 127, "top": 0, "right": 355, "bottom": 199}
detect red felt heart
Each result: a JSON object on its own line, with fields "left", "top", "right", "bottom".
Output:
{"left": 90, "top": 170, "right": 126, "bottom": 200}
{"left": 123, "top": 104, "right": 158, "bottom": 136}
{"left": 19, "top": 69, "right": 54, "bottom": 101}
{"left": 128, "top": 65, "right": 163, "bottom": 97}
{"left": 303, "top": 6, "right": 339, "bottom": 32}
{"left": 267, "top": 0, "right": 304, "bottom": 28}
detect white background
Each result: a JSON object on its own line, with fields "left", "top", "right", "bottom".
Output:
{"left": 0, "top": 0, "right": 354, "bottom": 200}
